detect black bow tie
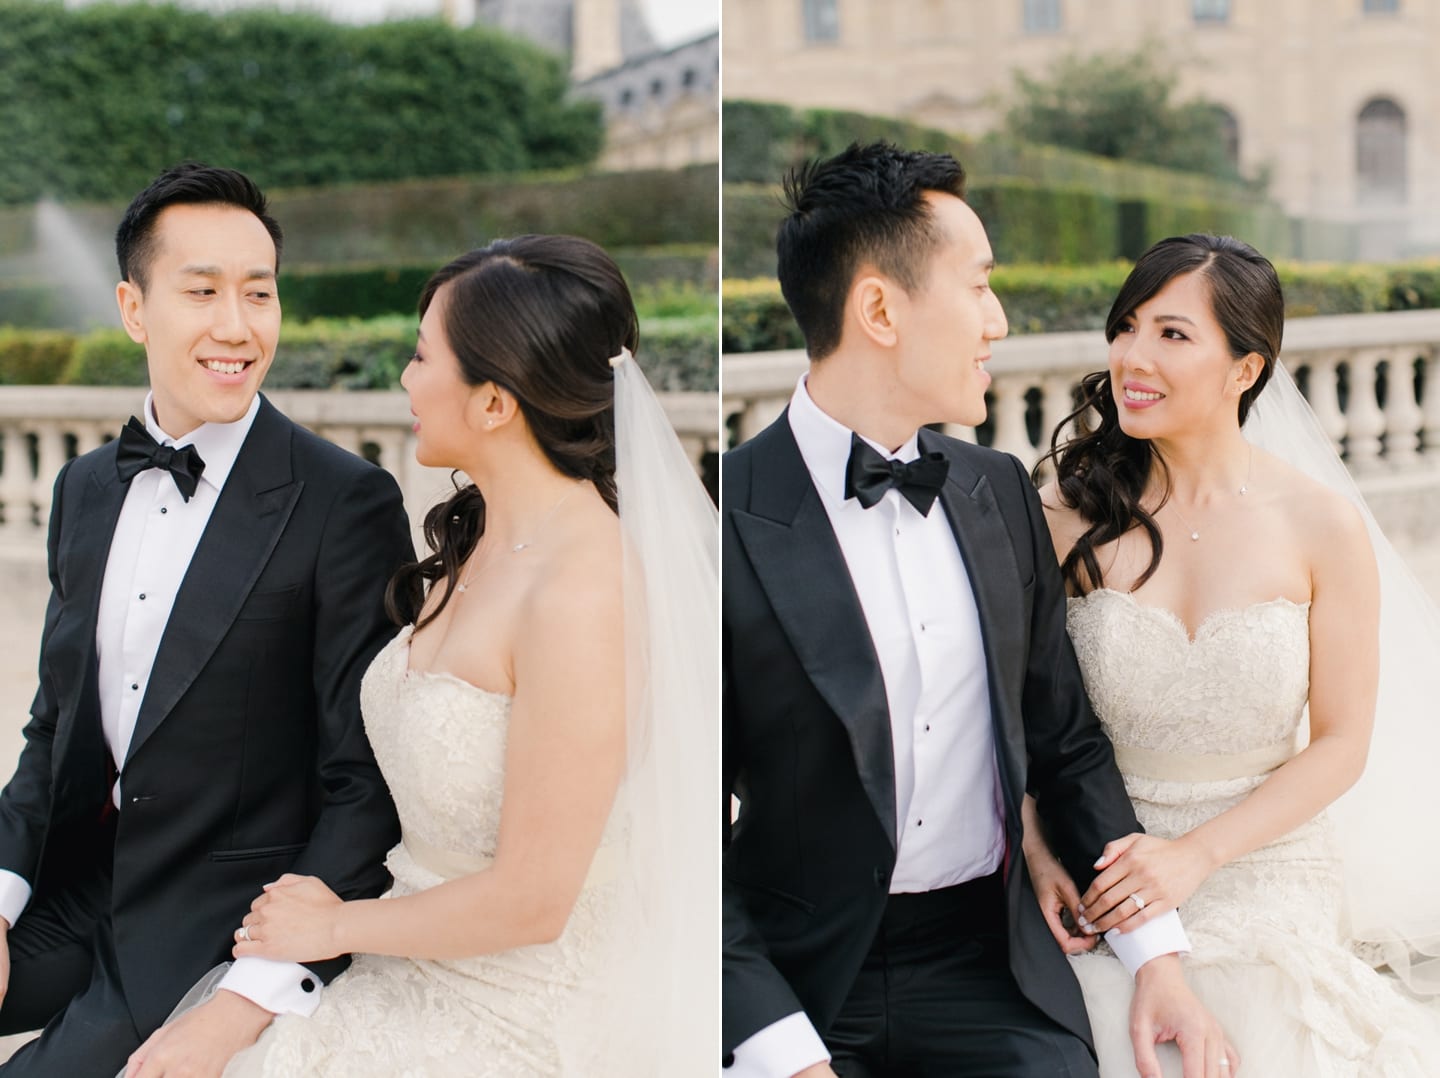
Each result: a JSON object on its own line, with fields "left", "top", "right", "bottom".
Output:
{"left": 115, "top": 416, "right": 206, "bottom": 502}
{"left": 844, "top": 433, "right": 949, "bottom": 516}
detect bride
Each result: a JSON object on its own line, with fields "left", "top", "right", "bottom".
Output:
{"left": 127, "top": 235, "right": 718, "bottom": 1076}
{"left": 1024, "top": 233, "right": 1440, "bottom": 1075}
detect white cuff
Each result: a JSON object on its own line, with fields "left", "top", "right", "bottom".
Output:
{"left": 1105, "top": 909, "right": 1191, "bottom": 976}
{"left": 0, "top": 870, "right": 31, "bottom": 929}
{"left": 219, "top": 957, "right": 324, "bottom": 1017}
{"left": 726, "top": 1011, "right": 829, "bottom": 1077}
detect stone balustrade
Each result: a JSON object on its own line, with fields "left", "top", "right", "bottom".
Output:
{"left": 723, "top": 309, "right": 1440, "bottom": 545}
{"left": 0, "top": 387, "right": 719, "bottom": 556}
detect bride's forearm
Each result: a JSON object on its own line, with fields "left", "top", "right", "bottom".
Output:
{"left": 331, "top": 868, "right": 579, "bottom": 961}
{"left": 1181, "top": 732, "right": 1366, "bottom": 872}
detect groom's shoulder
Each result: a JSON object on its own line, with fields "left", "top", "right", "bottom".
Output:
{"left": 260, "top": 397, "right": 395, "bottom": 488}
{"left": 925, "top": 429, "right": 1030, "bottom": 488}
{"left": 721, "top": 410, "right": 792, "bottom": 510}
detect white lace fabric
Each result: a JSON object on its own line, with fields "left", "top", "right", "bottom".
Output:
{"left": 224, "top": 627, "right": 630, "bottom": 1077}
{"left": 1065, "top": 592, "right": 1440, "bottom": 1076}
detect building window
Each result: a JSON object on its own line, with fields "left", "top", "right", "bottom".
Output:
{"left": 619, "top": 88, "right": 633, "bottom": 107}
{"left": 1193, "top": 0, "right": 1230, "bottom": 23}
{"left": 803, "top": 0, "right": 840, "bottom": 43}
{"left": 1356, "top": 97, "right": 1407, "bottom": 205}
{"left": 1023, "top": 0, "right": 1062, "bottom": 32}
{"left": 1363, "top": 0, "right": 1399, "bottom": 12}
{"left": 682, "top": 67, "right": 696, "bottom": 88}
{"left": 650, "top": 78, "right": 664, "bottom": 98}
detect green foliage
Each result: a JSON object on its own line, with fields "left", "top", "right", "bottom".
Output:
{"left": 63, "top": 329, "right": 147, "bottom": 385}
{"left": 966, "top": 182, "right": 1120, "bottom": 265}
{"left": 0, "top": 0, "right": 602, "bottom": 205}
{"left": 1003, "top": 48, "right": 1254, "bottom": 187}
{"left": 722, "top": 100, "right": 1258, "bottom": 204}
{"left": 721, "top": 262, "right": 1440, "bottom": 353}
{"left": 0, "top": 327, "right": 70, "bottom": 383}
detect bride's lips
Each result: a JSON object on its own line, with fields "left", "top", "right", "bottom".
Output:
{"left": 1121, "top": 381, "right": 1165, "bottom": 409}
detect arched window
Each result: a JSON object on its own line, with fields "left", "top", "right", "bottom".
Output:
{"left": 1193, "top": 0, "right": 1230, "bottom": 23}
{"left": 1023, "top": 0, "right": 1063, "bottom": 33}
{"left": 803, "top": 0, "right": 840, "bottom": 43}
{"left": 1356, "top": 98, "right": 1407, "bottom": 205}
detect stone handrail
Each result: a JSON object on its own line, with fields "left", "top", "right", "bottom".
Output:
{"left": 0, "top": 388, "right": 719, "bottom": 554}
{"left": 723, "top": 309, "right": 1440, "bottom": 543}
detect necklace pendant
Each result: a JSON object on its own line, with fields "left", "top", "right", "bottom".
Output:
{"left": 512, "top": 542, "right": 528, "bottom": 553}
{"left": 457, "top": 582, "right": 467, "bottom": 593}
{"left": 1239, "top": 484, "right": 1248, "bottom": 495}
{"left": 1189, "top": 531, "right": 1200, "bottom": 542}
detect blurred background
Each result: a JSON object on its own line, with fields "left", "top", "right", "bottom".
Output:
{"left": 0, "top": 0, "right": 719, "bottom": 952}
{"left": 720, "top": 0, "right": 1440, "bottom": 599}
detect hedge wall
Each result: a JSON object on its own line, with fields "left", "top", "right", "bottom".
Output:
{"left": 721, "top": 261, "right": 1440, "bottom": 353}
{"left": 722, "top": 101, "right": 1347, "bottom": 265}
{"left": 0, "top": 311, "right": 718, "bottom": 391}
{"left": 0, "top": 0, "right": 602, "bottom": 205}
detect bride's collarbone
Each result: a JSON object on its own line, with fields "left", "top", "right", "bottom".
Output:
{"left": 409, "top": 588, "right": 521, "bottom": 696}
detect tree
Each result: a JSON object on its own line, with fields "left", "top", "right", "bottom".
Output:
{"left": 1003, "top": 48, "right": 1258, "bottom": 188}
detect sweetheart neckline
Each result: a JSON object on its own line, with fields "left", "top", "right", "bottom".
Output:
{"left": 394, "top": 625, "right": 514, "bottom": 703}
{"left": 1070, "top": 587, "right": 1310, "bottom": 645}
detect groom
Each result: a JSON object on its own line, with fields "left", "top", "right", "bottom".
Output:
{"left": 0, "top": 164, "right": 409, "bottom": 1075}
{"left": 722, "top": 143, "right": 1233, "bottom": 1077}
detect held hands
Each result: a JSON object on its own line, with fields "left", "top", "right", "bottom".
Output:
{"left": 232, "top": 874, "right": 344, "bottom": 964}
{"left": 1129, "top": 955, "right": 1239, "bottom": 1078}
{"left": 1078, "top": 833, "right": 1212, "bottom": 936}
{"left": 1022, "top": 836, "right": 1096, "bottom": 955}
{"left": 123, "top": 990, "right": 273, "bottom": 1078}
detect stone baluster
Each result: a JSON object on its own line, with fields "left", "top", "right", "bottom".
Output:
{"left": 988, "top": 373, "right": 1037, "bottom": 469}
{"left": 366, "top": 429, "right": 408, "bottom": 475}
{"left": 322, "top": 426, "right": 366, "bottom": 457}
{"left": 32, "top": 421, "right": 67, "bottom": 534}
{"left": 939, "top": 423, "right": 977, "bottom": 443}
{"left": 738, "top": 395, "right": 786, "bottom": 444}
{"left": 1419, "top": 347, "right": 1440, "bottom": 460}
{"left": 1298, "top": 356, "right": 1347, "bottom": 456}
{"left": 1344, "top": 350, "right": 1386, "bottom": 473}
{"left": 0, "top": 423, "right": 32, "bottom": 537}
{"left": 73, "top": 420, "right": 107, "bottom": 458}
{"left": 1381, "top": 351, "right": 1423, "bottom": 469}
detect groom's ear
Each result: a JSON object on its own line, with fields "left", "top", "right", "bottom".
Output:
{"left": 848, "top": 271, "right": 899, "bottom": 350}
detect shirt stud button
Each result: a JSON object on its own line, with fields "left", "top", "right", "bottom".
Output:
{"left": 130, "top": 683, "right": 138, "bottom": 691}
{"left": 159, "top": 507, "right": 167, "bottom": 514}
{"left": 138, "top": 593, "right": 146, "bottom": 600}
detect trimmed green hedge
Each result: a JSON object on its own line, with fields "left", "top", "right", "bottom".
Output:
{"left": 0, "top": 1, "right": 602, "bottom": 205}
{"left": 3, "top": 310, "right": 718, "bottom": 391}
{"left": 722, "top": 102, "right": 1348, "bottom": 265}
{"left": 722, "top": 261, "right": 1440, "bottom": 352}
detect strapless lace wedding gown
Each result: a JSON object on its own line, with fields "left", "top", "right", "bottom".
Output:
{"left": 224, "top": 626, "right": 633, "bottom": 1077}
{"left": 1065, "top": 589, "right": 1440, "bottom": 1076}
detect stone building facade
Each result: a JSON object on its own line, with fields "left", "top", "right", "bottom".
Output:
{"left": 722, "top": 0, "right": 1438, "bottom": 257}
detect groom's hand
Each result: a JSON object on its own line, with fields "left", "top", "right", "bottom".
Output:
{"left": 1129, "top": 955, "right": 1238, "bottom": 1078}
{"left": 124, "top": 989, "right": 273, "bottom": 1078}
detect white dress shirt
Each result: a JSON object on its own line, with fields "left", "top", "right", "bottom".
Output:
{"left": 0, "top": 394, "right": 321, "bottom": 1019}
{"left": 729, "top": 378, "right": 1189, "bottom": 1077}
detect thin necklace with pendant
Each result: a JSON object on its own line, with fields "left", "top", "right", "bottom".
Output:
{"left": 1166, "top": 446, "right": 1252, "bottom": 543}
{"left": 456, "top": 479, "right": 585, "bottom": 593}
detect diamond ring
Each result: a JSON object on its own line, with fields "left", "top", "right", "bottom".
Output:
{"left": 1130, "top": 893, "right": 1146, "bottom": 912}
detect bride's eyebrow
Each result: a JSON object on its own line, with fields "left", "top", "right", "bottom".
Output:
{"left": 1153, "top": 314, "right": 1197, "bottom": 326}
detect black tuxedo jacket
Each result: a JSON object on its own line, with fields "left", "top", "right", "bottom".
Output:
{"left": 0, "top": 396, "right": 409, "bottom": 1034}
{"left": 722, "top": 413, "right": 1143, "bottom": 1056}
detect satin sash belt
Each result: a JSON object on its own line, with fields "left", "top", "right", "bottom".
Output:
{"left": 1113, "top": 740, "right": 1294, "bottom": 783}
{"left": 402, "top": 829, "right": 625, "bottom": 887}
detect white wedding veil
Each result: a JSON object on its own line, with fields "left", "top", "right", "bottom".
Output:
{"left": 558, "top": 348, "right": 720, "bottom": 1071}
{"left": 1243, "top": 361, "right": 1440, "bottom": 996}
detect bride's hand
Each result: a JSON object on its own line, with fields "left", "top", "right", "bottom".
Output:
{"left": 232, "top": 873, "right": 345, "bottom": 963}
{"left": 1023, "top": 838, "right": 1096, "bottom": 955}
{"left": 1078, "top": 833, "right": 1212, "bottom": 935}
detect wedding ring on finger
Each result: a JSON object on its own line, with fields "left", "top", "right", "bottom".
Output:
{"left": 238, "top": 924, "right": 253, "bottom": 943}
{"left": 1130, "top": 893, "right": 1146, "bottom": 912}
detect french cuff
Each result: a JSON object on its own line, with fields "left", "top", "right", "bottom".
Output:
{"left": 1105, "top": 909, "right": 1191, "bottom": 977}
{"left": 0, "top": 870, "right": 31, "bottom": 929}
{"left": 220, "top": 957, "right": 323, "bottom": 1017}
{"left": 725, "top": 1011, "right": 829, "bottom": 1077}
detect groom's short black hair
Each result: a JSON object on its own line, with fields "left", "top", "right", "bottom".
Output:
{"left": 116, "top": 162, "right": 283, "bottom": 291}
{"left": 776, "top": 142, "right": 966, "bottom": 360}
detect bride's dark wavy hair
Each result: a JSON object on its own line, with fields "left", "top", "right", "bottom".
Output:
{"left": 385, "top": 235, "right": 639, "bottom": 629}
{"left": 1034, "top": 234, "right": 1283, "bottom": 595}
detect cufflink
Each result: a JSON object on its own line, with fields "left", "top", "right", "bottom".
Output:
{"left": 300, "top": 977, "right": 316, "bottom": 993}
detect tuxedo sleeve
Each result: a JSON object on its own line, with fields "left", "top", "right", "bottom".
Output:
{"left": 283, "top": 462, "right": 409, "bottom": 986}
{"left": 0, "top": 460, "right": 73, "bottom": 900}
{"left": 1007, "top": 455, "right": 1144, "bottom": 892}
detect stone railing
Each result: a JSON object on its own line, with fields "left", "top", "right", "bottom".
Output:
{"left": 723, "top": 309, "right": 1440, "bottom": 546}
{"left": 0, "top": 388, "right": 719, "bottom": 556}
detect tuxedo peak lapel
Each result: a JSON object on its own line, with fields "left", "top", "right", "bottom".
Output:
{"left": 927, "top": 435, "right": 1029, "bottom": 823}
{"left": 125, "top": 398, "right": 302, "bottom": 764}
{"left": 733, "top": 418, "right": 897, "bottom": 848}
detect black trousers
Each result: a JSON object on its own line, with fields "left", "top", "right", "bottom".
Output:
{"left": 0, "top": 824, "right": 142, "bottom": 1078}
{"left": 828, "top": 873, "right": 1098, "bottom": 1078}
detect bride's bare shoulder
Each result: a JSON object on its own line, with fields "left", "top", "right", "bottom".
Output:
{"left": 1253, "top": 449, "right": 1372, "bottom": 559}
{"left": 1036, "top": 479, "right": 1088, "bottom": 561}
